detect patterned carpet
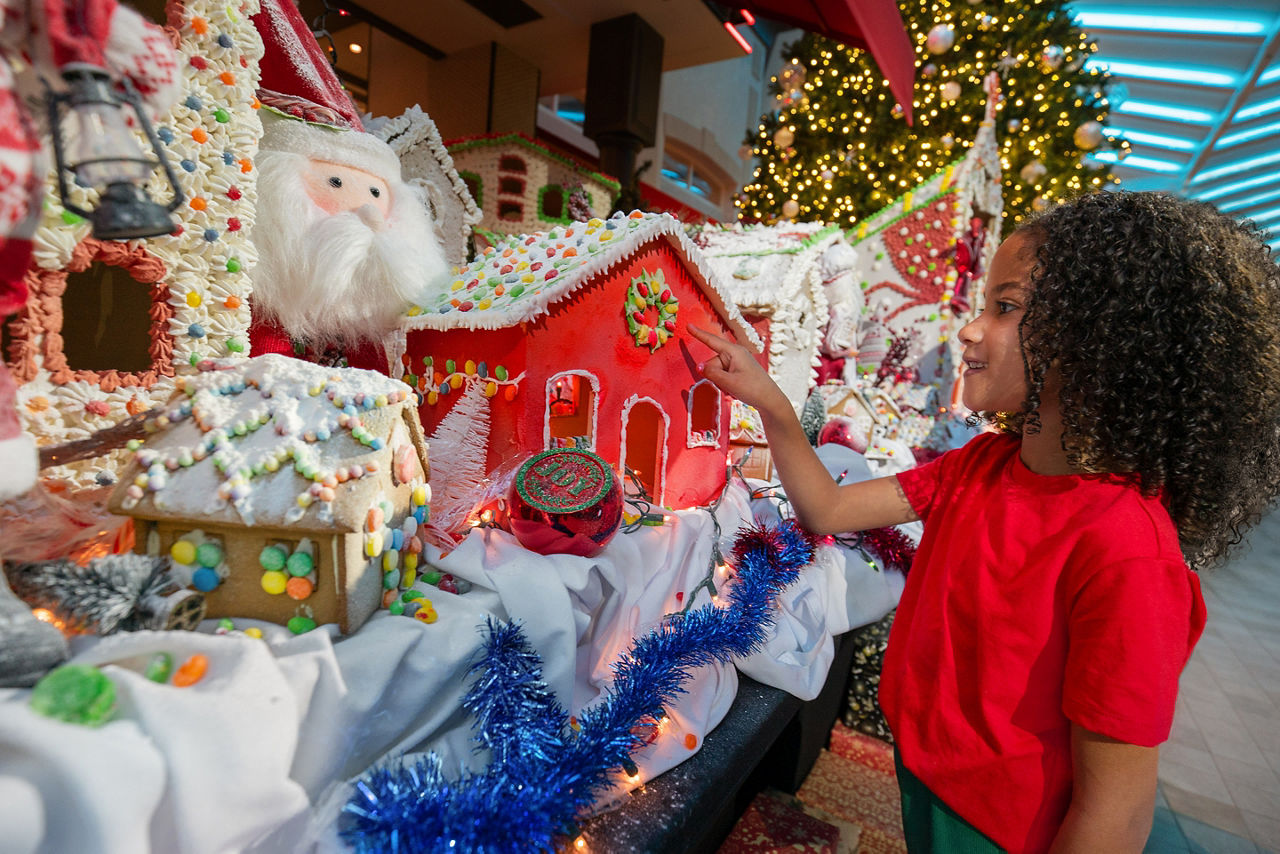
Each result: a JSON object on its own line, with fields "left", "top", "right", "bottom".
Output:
{"left": 718, "top": 724, "right": 906, "bottom": 853}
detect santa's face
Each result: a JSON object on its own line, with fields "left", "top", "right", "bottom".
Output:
{"left": 301, "top": 160, "right": 392, "bottom": 221}
{"left": 251, "top": 148, "right": 450, "bottom": 350}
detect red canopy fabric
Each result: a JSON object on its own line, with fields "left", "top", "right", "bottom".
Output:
{"left": 737, "top": 0, "right": 916, "bottom": 124}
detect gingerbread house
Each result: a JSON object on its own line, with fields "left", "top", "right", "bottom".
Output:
{"left": 446, "top": 133, "right": 619, "bottom": 238}
{"left": 399, "top": 211, "right": 760, "bottom": 525}
{"left": 373, "top": 105, "right": 483, "bottom": 268}
{"left": 846, "top": 116, "right": 1003, "bottom": 396}
{"left": 691, "top": 222, "right": 848, "bottom": 412}
{"left": 4, "top": 0, "right": 266, "bottom": 488}
{"left": 107, "top": 355, "right": 430, "bottom": 635}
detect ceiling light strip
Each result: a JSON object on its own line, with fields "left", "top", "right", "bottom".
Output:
{"left": 1108, "top": 127, "right": 1197, "bottom": 151}
{"left": 1214, "top": 120, "right": 1280, "bottom": 148}
{"left": 1192, "top": 151, "right": 1280, "bottom": 184}
{"left": 1083, "top": 58, "right": 1236, "bottom": 87}
{"left": 1088, "top": 152, "right": 1182, "bottom": 172}
{"left": 1112, "top": 100, "right": 1214, "bottom": 124}
{"left": 1192, "top": 168, "right": 1280, "bottom": 201}
{"left": 1074, "top": 11, "right": 1268, "bottom": 35}
{"left": 1218, "top": 187, "right": 1280, "bottom": 212}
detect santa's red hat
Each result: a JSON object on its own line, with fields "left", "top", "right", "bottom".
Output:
{"left": 250, "top": 0, "right": 402, "bottom": 185}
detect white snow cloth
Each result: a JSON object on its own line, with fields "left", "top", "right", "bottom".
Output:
{"left": 0, "top": 476, "right": 905, "bottom": 853}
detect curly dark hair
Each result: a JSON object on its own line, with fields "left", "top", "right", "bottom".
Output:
{"left": 989, "top": 191, "right": 1280, "bottom": 569}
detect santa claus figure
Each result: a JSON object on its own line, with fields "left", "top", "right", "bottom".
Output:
{"left": 248, "top": 0, "right": 449, "bottom": 372}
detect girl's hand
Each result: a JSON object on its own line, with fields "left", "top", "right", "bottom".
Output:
{"left": 688, "top": 325, "right": 790, "bottom": 416}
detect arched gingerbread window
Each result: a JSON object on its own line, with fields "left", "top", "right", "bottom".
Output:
{"left": 687, "top": 379, "right": 720, "bottom": 448}
{"left": 545, "top": 371, "right": 597, "bottom": 450}
{"left": 499, "top": 155, "right": 527, "bottom": 173}
{"left": 6, "top": 238, "right": 174, "bottom": 391}
{"left": 499, "top": 176, "right": 525, "bottom": 195}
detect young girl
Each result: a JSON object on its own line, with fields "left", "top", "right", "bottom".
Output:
{"left": 691, "top": 192, "right": 1280, "bottom": 853}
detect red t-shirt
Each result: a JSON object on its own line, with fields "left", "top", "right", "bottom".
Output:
{"left": 882, "top": 432, "right": 1206, "bottom": 853}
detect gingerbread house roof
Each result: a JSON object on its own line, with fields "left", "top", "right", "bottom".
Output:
{"left": 108, "top": 354, "right": 426, "bottom": 534}
{"left": 400, "top": 211, "right": 763, "bottom": 351}
{"left": 691, "top": 221, "right": 842, "bottom": 311}
{"left": 371, "top": 106, "right": 482, "bottom": 267}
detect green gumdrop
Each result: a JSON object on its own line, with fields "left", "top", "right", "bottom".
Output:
{"left": 388, "top": 600, "right": 405, "bottom": 616}
{"left": 227, "top": 338, "right": 245, "bottom": 353}
{"left": 29, "top": 665, "right": 116, "bottom": 726}
{"left": 494, "top": 365, "right": 508, "bottom": 381}
{"left": 287, "top": 616, "right": 317, "bottom": 634}
{"left": 214, "top": 108, "right": 230, "bottom": 123}
{"left": 225, "top": 258, "right": 241, "bottom": 273}
{"left": 60, "top": 210, "right": 85, "bottom": 225}
{"left": 196, "top": 542, "right": 223, "bottom": 568}
{"left": 286, "top": 551, "right": 314, "bottom": 577}
{"left": 259, "top": 545, "right": 287, "bottom": 571}
{"left": 145, "top": 652, "right": 173, "bottom": 683}
{"left": 423, "top": 570, "right": 442, "bottom": 585}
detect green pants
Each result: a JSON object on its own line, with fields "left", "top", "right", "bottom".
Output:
{"left": 895, "top": 752, "right": 1005, "bottom": 853}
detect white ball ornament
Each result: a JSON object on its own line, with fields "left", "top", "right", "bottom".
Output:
{"left": 1007, "top": 118, "right": 1022, "bottom": 133}
{"left": 1073, "top": 120, "right": 1104, "bottom": 151}
{"left": 941, "top": 81, "right": 962, "bottom": 101}
{"left": 941, "top": 133, "right": 955, "bottom": 149}
{"left": 926, "top": 24, "right": 956, "bottom": 55}
{"left": 977, "top": 14, "right": 997, "bottom": 31}
{"left": 820, "top": 169, "right": 835, "bottom": 182}
{"left": 781, "top": 199, "right": 800, "bottom": 219}
{"left": 1019, "top": 159, "right": 1047, "bottom": 184}
{"left": 773, "top": 127, "right": 795, "bottom": 149}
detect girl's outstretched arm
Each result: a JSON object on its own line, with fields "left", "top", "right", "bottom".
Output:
{"left": 689, "top": 325, "right": 918, "bottom": 534}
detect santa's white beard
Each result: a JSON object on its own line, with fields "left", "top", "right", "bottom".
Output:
{"left": 251, "top": 150, "right": 450, "bottom": 349}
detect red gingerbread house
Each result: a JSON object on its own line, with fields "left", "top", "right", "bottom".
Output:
{"left": 400, "top": 211, "right": 760, "bottom": 526}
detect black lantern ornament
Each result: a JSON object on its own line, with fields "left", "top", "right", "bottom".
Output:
{"left": 46, "top": 63, "right": 183, "bottom": 240}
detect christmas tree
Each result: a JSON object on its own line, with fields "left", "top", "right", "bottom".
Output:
{"left": 740, "top": 0, "right": 1126, "bottom": 228}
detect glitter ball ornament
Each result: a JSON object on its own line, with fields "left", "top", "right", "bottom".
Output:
{"left": 1019, "top": 158, "right": 1047, "bottom": 184}
{"left": 818, "top": 417, "right": 869, "bottom": 455}
{"left": 507, "top": 449, "right": 622, "bottom": 557}
{"left": 1007, "top": 118, "right": 1023, "bottom": 133}
{"left": 781, "top": 199, "right": 801, "bottom": 219}
{"left": 773, "top": 127, "right": 795, "bottom": 149}
{"left": 941, "top": 81, "right": 961, "bottom": 101}
{"left": 941, "top": 133, "right": 955, "bottom": 149}
{"left": 1074, "top": 120, "right": 1104, "bottom": 151}
{"left": 921, "top": 62, "right": 938, "bottom": 78}
{"left": 926, "top": 24, "right": 955, "bottom": 54}
{"left": 977, "top": 14, "right": 997, "bottom": 31}
{"left": 1039, "top": 45, "right": 1065, "bottom": 72}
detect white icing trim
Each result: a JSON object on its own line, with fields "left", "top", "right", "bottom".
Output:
{"left": 400, "top": 212, "right": 762, "bottom": 353}
{"left": 0, "top": 433, "right": 37, "bottom": 500}
{"left": 685, "top": 379, "right": 721, "bottom": 449}
{"left": 542, "top": 370, "right": 600, "bottom": 452}
{"left": 619, "top": 394, "right": 669, "bottom": 507}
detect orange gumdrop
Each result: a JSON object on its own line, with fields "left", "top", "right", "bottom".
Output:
{"left": 684, "top": 733, "right": 698, "bottom": 750}
{"left": 172, "top": 653, "right": 208, "bottom": 687}
{"left": 224, "top": 295, "right": 241, "bottom": 310}
{"left": 191, "top": 16, "right": 208, "bottom": 34}
{"left": 286, "top": 576, "right": 314, "bottom": 600}
{"left": 219, "top": 71, "right": 235, "bottom": 85}
{"left": 191, "top": 128, "right": 208, "bottom": 144}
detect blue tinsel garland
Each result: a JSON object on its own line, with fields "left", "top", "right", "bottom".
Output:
{"left": 340, "top": 520, "right": 816, "bottom": 853}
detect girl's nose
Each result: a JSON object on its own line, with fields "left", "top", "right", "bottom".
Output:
{"left": 958, "top": 316, "right": 981, "bottom": 346}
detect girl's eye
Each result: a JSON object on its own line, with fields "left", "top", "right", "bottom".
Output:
{"left": 328, "top": 176, "right": 343, "bottom": 188}
{"left": 370, "top": 187, "right": 381, "bottom": 198}
{"left": 997, "top": 300, "right": 1018, "bottom": 314}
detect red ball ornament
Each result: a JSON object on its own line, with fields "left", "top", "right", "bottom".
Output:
{"left": 817, "top": 416, "right": 868, "bottom": 454}
{"left": 508, "top": 449, "right": 623, "bottom": 557}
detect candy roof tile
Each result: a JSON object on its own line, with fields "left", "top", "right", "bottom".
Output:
{"left": 401, "top": 211, "right": 763, "bottom": 352}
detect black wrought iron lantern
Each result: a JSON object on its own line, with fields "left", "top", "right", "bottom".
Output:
{"left": 46, "top": 63, "right": 184, "bottom": 241}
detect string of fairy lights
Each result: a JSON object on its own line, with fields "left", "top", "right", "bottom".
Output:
{"left": 738, "top": 0, "right": 1129, "bottom": 228}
